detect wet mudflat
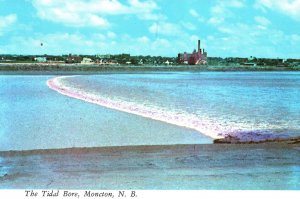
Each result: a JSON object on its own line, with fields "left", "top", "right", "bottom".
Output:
{"left": 0, "top": 143, "right": 299, "bottom": 190}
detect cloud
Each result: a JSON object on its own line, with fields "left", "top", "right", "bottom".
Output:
{"left": 189, "top": 9, "right": 205, "bottom": 22}
{"left": 0, "top": 32, "right": 172, "bottom": 56}
{"left": 128, "top": 0, "right": 163, "bottom": 20}
{"left": 189, "top": 35, "right": 199, "bottom": 43}
{"left": 208, "top": 0, "right": 245, "bottom": 25}
{"left": 32, "top": 0, "right": 162, "bottom": 28}
{"left": 227, "top": 0, "right": 245, "bottom": 8}
{"left": 211, "top": 0, "right": 245, "bottom": 14}
{"left": 255, "top": 0, "right": 300, "bottom": 21}
{"left": 0, "top": 14, "right": 17, "bottom": 35}
{"left": 107, "top": 31, "right": 116, "bottom": 39}
{"left": 152, "top": 38, "right": 170, "bottom": 47}
{"left": 137, "top": 36, "right": 150, "bottom": 43}
{"left": 208, "top": 17, "right": 224, "bottom": 25}
{"left": 205, "top": 20, "right": 300, "bottom": 58}
{"left": 149, "top": 22, "right": 182, "bottom": 36}
{"left": 1, "top": 33, "right": 82, "bottom": 54}
{"left": 189, "top": 9, "right": 199, "bottom": 17}
{"left": 180, "top": 21, "right": 196, "bottom": 31}
{"left": 205, "top": 1, "right": 299, "bottom": 57}
{"left": 218, "top": 26, "right": 234, "bottom": 34}
{"left": 32, "top": 0, "right": 110, "bottom": 27}
{"left": 2, "top": 32, "right": 114, "bottom": 55}
{"left": 254, "top": 16, "right": 271, "bottom": 26}
{"left": 290, "top": 34, "right": 300, "bottom": 42}
{"left": 128, "top": 0, "right": 157, "bottom": 12}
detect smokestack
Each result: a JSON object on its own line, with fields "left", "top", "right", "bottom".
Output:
{"left": 198, "top": 40, "right": 200, "bottom": 51}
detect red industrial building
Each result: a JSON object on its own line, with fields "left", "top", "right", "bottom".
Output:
{"left": 178, "top": 40, "right": 207, "bottom": 65}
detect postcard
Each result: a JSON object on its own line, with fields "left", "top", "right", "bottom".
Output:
{"left": 0, "top": 0, "right": 299, "bottom": 198}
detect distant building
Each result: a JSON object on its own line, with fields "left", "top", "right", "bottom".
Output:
{"left": 178, "top": 40, "right": 207, "bottom": 65}
{"left": 96, "top": 54, "right": 111, "bottom": 59}
{"left": 81, "top": 57, "right": 94, "bottom": 64}
{"left": 242, "top": 56, "right": 257, "bottom": 66}
{"left": 65, "top": 56, "right": 82, "bottom": 63}
{"left": 242, "top": 62, "right": 257, "bottom": 66}
{"left": 35, "top": 57, "right": 47, "bottom": 62}
{"left": 164, "top": 60, "right": 170, "bottom": 65}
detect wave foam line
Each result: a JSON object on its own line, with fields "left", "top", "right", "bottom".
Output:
{"left": 47, "top": 76, "right": 224, "bottom": 139}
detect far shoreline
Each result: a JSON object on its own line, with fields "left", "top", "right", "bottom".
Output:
{"left": 0, "top": 62, "right": 300, "bottom": 74}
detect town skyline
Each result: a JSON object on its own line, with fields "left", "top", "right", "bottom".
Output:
{"left": 1, "top": 0, "right": 300, "bottom": 58}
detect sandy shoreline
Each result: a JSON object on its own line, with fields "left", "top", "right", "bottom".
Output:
{"left": 1, "top": 143, "right": 299, "bottom": 189}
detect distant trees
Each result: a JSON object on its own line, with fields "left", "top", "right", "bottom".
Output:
{"left": 0, "top": 54, "right": 299, "bottom": 68}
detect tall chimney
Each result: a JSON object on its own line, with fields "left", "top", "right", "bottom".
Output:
{"left": 198, "top": 40, "right": 200, "bottom": 51}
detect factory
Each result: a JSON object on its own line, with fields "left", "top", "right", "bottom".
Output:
{"left": 178, "top": 40, "right": 207, "bottom": 65}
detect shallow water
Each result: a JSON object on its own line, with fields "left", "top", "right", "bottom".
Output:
{"left": 1, "top": 72, "right": 300, "bottom": 150}
{"left": 60, "top": 72, "right": 300, "bottom": 141}
{"left": 0, "top": 75, "right": 210, "bottom": 151}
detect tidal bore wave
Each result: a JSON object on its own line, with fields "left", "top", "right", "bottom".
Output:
{"left": 47, "top": 76, "right": 297, "bottom": 143}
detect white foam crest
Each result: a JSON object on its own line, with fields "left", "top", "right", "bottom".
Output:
{"left": 47, "top": 76, "right": 231, "bottom": 139}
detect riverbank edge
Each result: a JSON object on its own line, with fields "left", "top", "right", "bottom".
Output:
{"left": 0, "top": 63, "right": 299, "bottom": 73}
{"left": 214, "top": 136, "right": 300, "bottom": 144}
{"left": 0, "top": 142, "right": 299, "bottom": 157}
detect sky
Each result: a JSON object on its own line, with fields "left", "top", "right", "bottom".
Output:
{"left": 0, "top": 0, "right": 300, "bottom": 58}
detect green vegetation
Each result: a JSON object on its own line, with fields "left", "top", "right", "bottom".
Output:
{"left": 0, "top": 54, "right": 299, "bottom": 72}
